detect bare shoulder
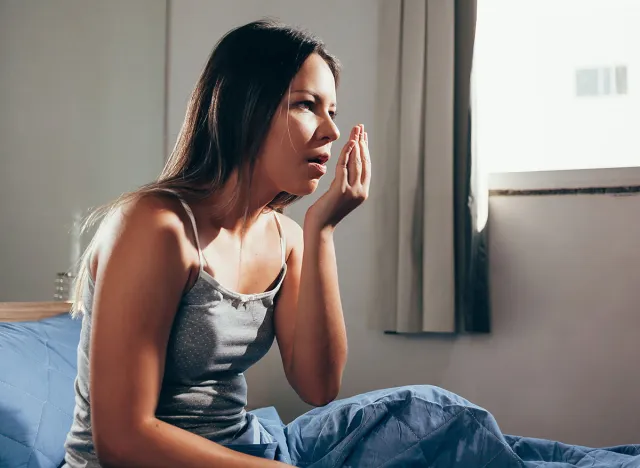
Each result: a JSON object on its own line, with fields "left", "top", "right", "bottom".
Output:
{"left": 275, "top": 212, "right": 304, "bottom": 258}
{"left": 92, "top": 192, "right": 196, "bottom": 275}
{"left": 123, "top": 191, "right": 188, "bottom": 224}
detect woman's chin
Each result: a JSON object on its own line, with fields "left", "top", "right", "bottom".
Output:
{"left": 288, "top": 179, "right": 320, "bottom": 196}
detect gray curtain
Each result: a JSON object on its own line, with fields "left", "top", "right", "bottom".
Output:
{"left": 379, "top": 0, "right": 490, "bottom": 334}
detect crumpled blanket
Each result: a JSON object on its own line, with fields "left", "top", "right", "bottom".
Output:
{"left": 228, "top": 386, "right": 640, "bottom": 467}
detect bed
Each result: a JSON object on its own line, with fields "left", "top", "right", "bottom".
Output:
{"left": 0, "top": 302, "right": 78, "bottom": 467}
{"left": 1, "top": 303, "right": 639, "bottom": 467}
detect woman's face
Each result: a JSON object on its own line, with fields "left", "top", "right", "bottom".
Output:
{"left": 256, "top": 53, "right": 340, "bottom": 196}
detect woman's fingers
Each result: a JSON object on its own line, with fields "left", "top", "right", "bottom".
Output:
{"left": 335, "top": 129, "right": 355, "bottom": 186}
{"left": 348, "top": 126, "right": 362, "bottom": 186}
{"left": 359, "top": 126, "right": 370, "bottom": 188}
{"left": 336, "top": 124, "right": 369, "bottom": 190}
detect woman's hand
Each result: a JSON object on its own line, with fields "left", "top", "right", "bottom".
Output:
{"left": 306, "top": 124, "right": 371, "bottom": 230}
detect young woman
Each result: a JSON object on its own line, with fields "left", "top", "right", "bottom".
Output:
{"left": 63, "top": 19, "right": 368, "bottom": 467}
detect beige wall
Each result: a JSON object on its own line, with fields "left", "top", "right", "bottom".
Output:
{"left": 0, "top": 0, "right": 166, "bottom": 300}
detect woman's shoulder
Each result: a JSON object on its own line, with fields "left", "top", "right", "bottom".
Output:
{"left": 104, "top": 192, "right": 191, "bottom": 239}
{"left": 91, "top": 192, "right": 197, "bottom": 270}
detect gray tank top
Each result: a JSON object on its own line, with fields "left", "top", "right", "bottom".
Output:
{"left": 64, "top": 195, "right": 287, "bottom": 467}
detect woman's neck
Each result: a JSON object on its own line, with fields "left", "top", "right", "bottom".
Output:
{"left": 195, "top": 171, "right": 280, "bottom": 234}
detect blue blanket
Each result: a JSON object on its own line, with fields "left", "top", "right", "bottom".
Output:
{"left": 2, "top": 315, "right": 639, "bottom": 467}
{"left": 235, "top": 387, "right": 640, "bottom": 467}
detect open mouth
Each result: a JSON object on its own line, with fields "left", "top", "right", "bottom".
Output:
{"left": 307, "top": 153, "right": 329, "bottom": 177}
{"left": 307, "top": 154, "right": 330, "bottom": 165}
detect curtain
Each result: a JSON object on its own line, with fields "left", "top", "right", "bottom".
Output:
{"left": 380, "top": 0, "right": 490, "bottom": 334}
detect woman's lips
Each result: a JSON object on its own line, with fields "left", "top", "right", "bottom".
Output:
{"left": 308, "top": 161, "right": 327, "bottom": 177}
{"left": 308, "top": 154, "right": 330, "bottom": 165}
{"left": 306, "top": 152, "right": 330, "bottom": 178}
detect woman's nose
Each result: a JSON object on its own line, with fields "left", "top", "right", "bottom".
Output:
{"left": 321, "top": 116, "right": 340, "bottom": 142}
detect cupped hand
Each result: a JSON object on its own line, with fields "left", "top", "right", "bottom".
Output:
{"left": 306, "top": 124, "right": 371, "bottom": 230}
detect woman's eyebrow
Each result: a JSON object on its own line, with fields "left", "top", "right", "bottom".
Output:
{"left": 291, "top": 89, "right": 336, "bottom": 107}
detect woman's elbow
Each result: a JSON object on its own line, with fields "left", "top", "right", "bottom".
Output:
{"left": 94, "top": 425, "right": 141, "bottom": 467}
{"left": 95, "top": 439, "right": 127, "bottom": 467}
{"left": 286, "top": 363, "right": 344, "bottom": 407}
{"left": 300, "top": 383, "right": 341, "bottom": 407}
{"left": 303, "top": 394, "right": 337, "bottom": 407}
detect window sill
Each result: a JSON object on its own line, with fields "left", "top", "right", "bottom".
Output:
{"left": 488, "top": 167, "right": 640, "bottom": 196}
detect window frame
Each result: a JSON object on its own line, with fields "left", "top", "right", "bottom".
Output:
{"left": 488, "top": 167, "right": 640, "bottom": 193}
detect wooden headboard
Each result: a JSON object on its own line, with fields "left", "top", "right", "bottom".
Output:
{"left": 0, "top": 302, "right": 72, "bottom": 322}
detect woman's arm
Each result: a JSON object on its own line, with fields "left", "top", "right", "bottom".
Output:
{"left": 274, "top": 218, "right": 347, "bottom": 406}
{"left": 89, "top": 195, "right": 287, "bottom": 468}
{"left": 274, "top": 125, "right": 370, "bottom": 406}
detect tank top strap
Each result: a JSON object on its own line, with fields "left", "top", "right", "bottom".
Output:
{"left": 273, "top": 212, "right": 286, "bottom": 267}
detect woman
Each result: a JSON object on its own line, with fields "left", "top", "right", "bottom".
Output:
{"left": 63, "top": 19, "right": 367, "bottom": 467}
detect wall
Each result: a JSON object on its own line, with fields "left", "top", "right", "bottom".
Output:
{"left": 0, "top": 0, "right": 166, "bottom": 301}
{"left": 482, "top": 193, "right": 640, "bottom": 445}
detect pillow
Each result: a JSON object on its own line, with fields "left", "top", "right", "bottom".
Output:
{"left": 0, "top": 314, "right": 81, "bottom": 468}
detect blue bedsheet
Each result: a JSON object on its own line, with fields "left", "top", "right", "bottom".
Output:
{"left": 237, "top": 386, "right": 640, "bottom": 467}
{"left": 0, "top": 314, "right": 82, "bottom": 468}
{"left": 1, "top": 315, "right": 639, "bottom": 467}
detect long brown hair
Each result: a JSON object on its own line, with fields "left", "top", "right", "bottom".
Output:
{"left": 71, "top": 19, "right": 340, "bottom": 315}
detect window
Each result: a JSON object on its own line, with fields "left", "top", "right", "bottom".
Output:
{"left": 475, "top": 0, "right": 639, "bottom": 175}
{"left": 575, "top": 66, "right": 627, "bottom": 97}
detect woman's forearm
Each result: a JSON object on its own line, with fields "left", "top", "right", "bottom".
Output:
{"left": 291, "top": 219, "right": 348, "bottom": 405}
{"left": 98, "top": 417, "right": 288, "bottom": 467}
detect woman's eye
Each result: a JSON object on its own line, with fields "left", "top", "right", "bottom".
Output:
{"left": 297, "top": 101, "right": 314, "bottom": 110}
{"left": 294, "top": 101, "right": 337, "bottom": 120}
